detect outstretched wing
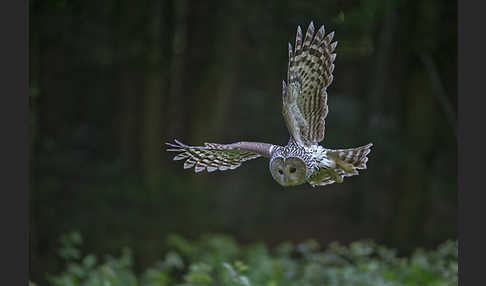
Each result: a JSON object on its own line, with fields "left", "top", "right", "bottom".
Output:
{"left": 282, "top": 21, "right": 337, "bottom": 147}
{"left": 166, "top": 139, "right": 276, "bottom": 173}
{"left": 308, "top": 143, "right": 373, "bottom": 187}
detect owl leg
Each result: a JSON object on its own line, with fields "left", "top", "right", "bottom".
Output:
{"left": 309, "top": 168, "right": 328, "bottom": 182}
{"left": 308, "top": 167, "right": 343, "bottom": 187}
{"left": 327, "top": 151, "right": 356, "bottom": 173}
{"left": 327, "top": 167, "right": 343, "bottom": 183}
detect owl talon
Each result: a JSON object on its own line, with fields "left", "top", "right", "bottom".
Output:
{"left": 336, "top": 159, "right": 355, "bottom": 173}
{"left": 327, "top": 168, "right": 343, "bottom": 183}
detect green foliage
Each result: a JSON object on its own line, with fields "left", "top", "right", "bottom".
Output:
{"left": 32, "top": 232, "right": 457, "bottom": 286}
{"left": 47, "top": 231, "right": 137, "bottom": 286}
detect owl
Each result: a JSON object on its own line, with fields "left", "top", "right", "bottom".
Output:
{"left": 166, "top": 21, "right": 373, "bottom": 187}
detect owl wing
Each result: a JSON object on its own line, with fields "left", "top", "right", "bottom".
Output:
{"left": 308, "top": 143, "right": 373, "bottom": 187}
{"left": 166, "top": 139, "right": 276, "bottom": 173}
{"left": 282, "top": 21, "right": 337, "bottom": 147}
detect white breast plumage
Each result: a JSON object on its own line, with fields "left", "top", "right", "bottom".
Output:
{"left": 306, "top": 145, "right": 335, "bottom": 169}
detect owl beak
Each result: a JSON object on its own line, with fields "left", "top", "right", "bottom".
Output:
{"left": 284, "top": 177, "right": 291, "bottom": 185}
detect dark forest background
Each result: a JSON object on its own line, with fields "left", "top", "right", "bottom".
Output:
{"left": 29, "top": 0, "right": 457, "bottom": 283}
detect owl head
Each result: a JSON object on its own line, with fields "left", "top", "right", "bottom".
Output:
{"left": 269, "top": 155, "right": 309, "bottom": 186}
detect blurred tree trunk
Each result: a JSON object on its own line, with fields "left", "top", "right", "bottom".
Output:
{"left": 119, "top": 71, "right": 139, "bottom": 170}
{"left": 353, "top": 0, "right": 398, "bottom": 235}
{"left": 394, "top": 73, "right": 438, "bottom": 251}
{"left": 139, "top": 0, "right": 170, "bottom": 189}
{"left": 190, "top": 2, "right": 241, "bottom": 143}
{"left": 381, "top": 0, "right": 420, "bottom": 251}
{"left": 368, "top": 1, "right": 397, "bottom": 118}
{"left": 164, "top": 0, "right": 189, "bottom": 140}
{"left": 117, "top": 0, "right": 142, "bottom": 172}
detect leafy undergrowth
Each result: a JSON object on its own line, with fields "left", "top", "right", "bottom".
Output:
{"left": 31, "top": 232, "right": 457, "bottom": 286}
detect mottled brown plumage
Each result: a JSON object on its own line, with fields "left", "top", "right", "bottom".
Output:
{"left": 283, "top": 21, "right": 337, "bottom": 147}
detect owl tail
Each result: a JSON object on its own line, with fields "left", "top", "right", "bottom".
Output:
{"left": 327, "top": 143, "right": 373, "bottom": 174}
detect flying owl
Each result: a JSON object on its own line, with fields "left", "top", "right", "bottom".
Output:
{"left": 166, "top": 21, "right": 373, "bottom": 187}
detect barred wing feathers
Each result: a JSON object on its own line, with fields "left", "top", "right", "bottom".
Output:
{"left": 166, "top": 140, "right": 271, "bottom": 173}
{"left": 283, "top": 21, "right": 337, "bottom": 147}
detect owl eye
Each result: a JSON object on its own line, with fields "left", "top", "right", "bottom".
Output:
{"left": 289, "top": 167, "right": 297, "bottom": 173}
{"left": 278, "top": 169, "right": 284, "bottom": 175}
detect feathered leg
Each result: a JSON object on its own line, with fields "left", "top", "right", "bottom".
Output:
{"left": 309, "top": 143, "right": 373, "bottom": 187}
